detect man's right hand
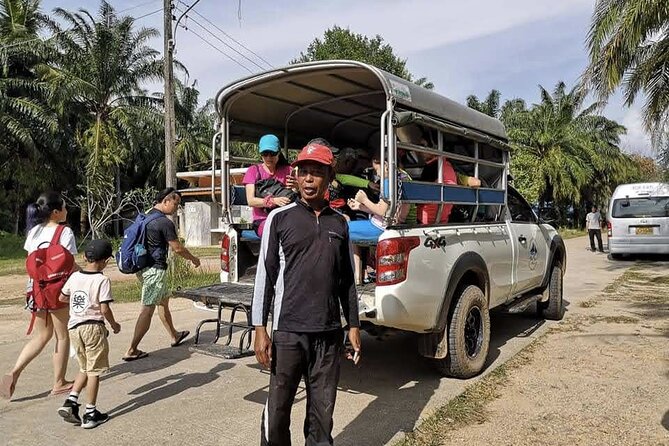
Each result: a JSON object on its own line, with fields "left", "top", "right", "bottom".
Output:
{"left": 191, "top": 256, "right": 201, "bottom": 268}
{"left": 254, "top": 327, "right": 272, "bottom": 369}
{"left": 111, "top": 322, "right": 121, "bottom": 334}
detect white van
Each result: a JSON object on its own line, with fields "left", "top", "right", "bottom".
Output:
{"left": 607, "top": 182, "right": 669, "bottom": 257}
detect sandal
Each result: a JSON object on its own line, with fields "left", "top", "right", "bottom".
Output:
{"left": 171, "top": 330, "right": 190, "bottom": 347}
{"left": 122, "top": 350, "right": 149, "bottom": 362}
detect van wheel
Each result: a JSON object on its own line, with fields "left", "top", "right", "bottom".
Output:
{"left": 537, "top": 265, "right": 564, "bottom": 320}
{"left": 609, "top": 253, "right": 623, "bottom": 260}
{"left": 434, "top": 285, "right": 490, "bottom": 378}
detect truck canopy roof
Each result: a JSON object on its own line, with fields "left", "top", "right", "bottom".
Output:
{"left": 215, "top": 60, "right": 508, "bottom": 150}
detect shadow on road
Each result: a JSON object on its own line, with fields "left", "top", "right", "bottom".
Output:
{"left": 332, "top": 311, "right": 545, "bottom": 446}
{"left": 108, "top": 362, "right": 234, "bottom": 419}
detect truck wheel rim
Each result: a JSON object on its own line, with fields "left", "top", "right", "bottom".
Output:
{"left": 464, "top": 306, "right": 484, "bottom": 358}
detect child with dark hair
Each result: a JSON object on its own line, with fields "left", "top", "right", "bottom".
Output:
{"left": 58, "top": 239, "right": 119, "bottom": 428}
{"left": 1, "top": 192, "right": 77, "bottom": 401}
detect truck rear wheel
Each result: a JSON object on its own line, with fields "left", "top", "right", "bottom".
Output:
{"left": 434, "top": 285, "right": 490, "bottom": 378}
{"left": 537, "top": 265, "right": 564, "bottom": 320}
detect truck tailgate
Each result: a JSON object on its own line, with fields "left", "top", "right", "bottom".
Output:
{"left": 173, "top": 283, "right": 254, "bottom": 307}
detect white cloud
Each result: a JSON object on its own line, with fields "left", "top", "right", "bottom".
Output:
{"left": 618, "top": 106, "right": 655, "bottom": 157}
{"left": 206, "top": 0, "right": 595, "bottom": 56}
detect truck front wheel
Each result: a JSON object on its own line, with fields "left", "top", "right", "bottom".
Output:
{"left": 434, "top": 285, "right": 490, "bottom": 378}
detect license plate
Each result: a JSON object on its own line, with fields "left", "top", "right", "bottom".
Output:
{"left": 635, "top": 227, "right": 653, "bottom": 235}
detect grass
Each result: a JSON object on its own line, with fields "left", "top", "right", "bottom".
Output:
{"left": 187, "top": 246, "right": 221, "bottom": 258}
{"left": 0, "top": 232, "right": 27, "bottom": 276}
{"left": 112, "top": 256, "right": 220, "bottom": 303}
{"left": 558, "top": 228, "right": 587, "bottom": 240}
{"left": 395, "top": 337, "right": 545, "bottom": 445}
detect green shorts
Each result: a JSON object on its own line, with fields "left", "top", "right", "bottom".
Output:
{"left": 137, "top": 267, "right": 168, "bottom": 306}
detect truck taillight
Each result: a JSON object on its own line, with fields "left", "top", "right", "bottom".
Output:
{"left": 607, "top": 221, "right": 612, "bottom": 237}
{"left": 221, "top": 234, "right": 230, "bottom": 272}
{"left": 376, "top": 237, "right": 420, "bottom": 286}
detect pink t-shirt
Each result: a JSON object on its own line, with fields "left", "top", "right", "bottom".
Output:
{"left": 242, "top": 163, "right": 292, "bottom": 225}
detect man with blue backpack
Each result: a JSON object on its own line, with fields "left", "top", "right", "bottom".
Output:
{"left": 120, "top": 188, "right": 200, "bottom": 361}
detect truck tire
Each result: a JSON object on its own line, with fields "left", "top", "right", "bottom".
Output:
{"left": 537, "top": 265, "right": 564, "bottom": 320}
{"left": 434, "top": 285, "right": 490, "bottom": 378}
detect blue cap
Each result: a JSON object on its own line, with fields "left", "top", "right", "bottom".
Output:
{"left": 258, "top": 134, "right": 280, "bottom": 153}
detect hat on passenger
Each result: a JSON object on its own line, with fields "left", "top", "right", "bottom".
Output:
{"left": 85, "top": 239, "right": 113, "bottom": 262}
{"left": 292, "top": 143, "right": 334, "bottom": 167}
{"left": 258, "top": 134, "right": 280, "bottom": 153}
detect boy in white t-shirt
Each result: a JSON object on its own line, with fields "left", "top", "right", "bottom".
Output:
{"left": 57, "top": 239, "right": 120, "bottom": 429}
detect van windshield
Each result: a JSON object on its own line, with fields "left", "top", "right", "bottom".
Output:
{"left": 612, "top": 197, "right": 669, "bottom": 218}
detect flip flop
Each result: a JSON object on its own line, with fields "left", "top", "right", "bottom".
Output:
{"left": 122, "top": 350, "right": 149, "bottom": 362}
{"left": 0, "top": 374, "right": 15, "bottom": 400}
{"left": 49, "top": 383, "right": 74, "bottom": 396}
{"left": 171, "top": 330, "right": 190, "bottom": 347}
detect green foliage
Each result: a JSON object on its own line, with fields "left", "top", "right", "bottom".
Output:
{"left": 112, "top": 255, "right": 218, "bottom": 303}
{"left": 584, "top": 0, "right": 669, "bottom": 160}
{"left": 292, "top": 25, "right": 434, "bottom": 89}
{"left": 0, "top": 231, "right": 26, "bottom": 275}
{"left": 469, "top": 83, "right": 658, "bottom": 226}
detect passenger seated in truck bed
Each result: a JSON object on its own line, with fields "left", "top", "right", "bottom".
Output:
{"left": 396, "top": 125, "right": 480, "bottom": 224}
{"left": 347, "top": 150, "right": 416, "bottom": 283}
{"left": 329, "top": 147, "right": 380, "bottom": 220}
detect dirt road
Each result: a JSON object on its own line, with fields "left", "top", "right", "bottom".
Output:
{"left": 0, "top": 237, "right": 660, "bottom": 445}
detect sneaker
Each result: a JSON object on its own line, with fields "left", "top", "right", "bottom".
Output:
{"left": 82, "top": 409, "right": 109, "bottom": 429}
{"left": 57, "top": 399, "right": 81, "bottom": 425}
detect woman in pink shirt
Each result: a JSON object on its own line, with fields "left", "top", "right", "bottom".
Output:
{"left": 242, "top": 134, "right": 294, "bottom": 236}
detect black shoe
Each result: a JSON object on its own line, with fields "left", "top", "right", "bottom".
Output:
{"left": 58, "top": 399, "right": 81, "bottom": 425}
{"left": 82, "top": 409, "right": 109, "bottom": 429}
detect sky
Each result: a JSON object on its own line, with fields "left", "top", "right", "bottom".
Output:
{"left": 40, "top": 0, "right": 656, "bottom": 158}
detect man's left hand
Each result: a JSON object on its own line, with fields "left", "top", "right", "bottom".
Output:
{"left": 346, "top": 327, "right": 362, "bottom": 365}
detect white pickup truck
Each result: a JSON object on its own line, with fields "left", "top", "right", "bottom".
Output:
{"left": 176, "top": 61, "right": 566, "bottom": 378}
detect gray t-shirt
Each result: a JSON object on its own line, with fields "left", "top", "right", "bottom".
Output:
{"left": 586, "top": 211, "right": 602, "bottom": 230}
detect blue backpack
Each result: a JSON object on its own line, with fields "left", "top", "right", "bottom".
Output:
{"left": 116, "top": 211, "right": 164, "bottom": 274}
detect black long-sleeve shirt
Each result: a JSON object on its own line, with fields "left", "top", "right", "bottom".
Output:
{"left": 251, "top": 200, "right": 359, "bottom": 332}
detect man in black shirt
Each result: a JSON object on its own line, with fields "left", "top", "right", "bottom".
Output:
{"left": 253, "top": 143, "right": 361, "bottom": 446}
{"left": 123, "top": 188, "right": 200, "bottom": 361}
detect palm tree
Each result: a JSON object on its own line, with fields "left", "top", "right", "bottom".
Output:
{"left": 584, "top": 0, "right": 669, "bottom": 150}
{"left": 466, "top": 90, "right": 501, "bottom": 118}
{"left": 0, "top": 0, "right": 62, "bottom": 232}
{"left": 45, "top": 1, "right": 163, "bottom": 173}
{"left": 41, "top": 1, "right": 164, "bottom": 235}
{"left": 509, "top": 82, "right": 629, "bottom": 223}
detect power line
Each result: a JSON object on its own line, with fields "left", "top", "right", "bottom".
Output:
{"left": 179, "top": 24, "right": 253, "bottom": 74}
{"left": 188, "top": 6, "right": 273, "bottom": 69}
{"left": 118, "top": 0, "right": 162, "bottom": 14}
{"left": 174, "top": 5, "right": 267, "bottom": 72}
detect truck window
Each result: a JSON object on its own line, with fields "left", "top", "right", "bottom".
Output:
{"left": 508, "top": 191, "right": 535, "bottom": 223}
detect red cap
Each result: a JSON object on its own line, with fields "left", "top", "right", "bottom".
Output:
{"left": 292, "top": 143, "right": 334, "bottom": 167}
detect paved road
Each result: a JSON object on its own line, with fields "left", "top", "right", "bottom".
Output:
{"left": 0, "top": 237, "right": 637, "bottom": 445}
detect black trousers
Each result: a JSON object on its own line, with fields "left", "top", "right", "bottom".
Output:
{"left": 261, "top": 330, "right": 344, "bottom": 446}
{"left": 589, "top": 229, "right": 604, "bottom": 252}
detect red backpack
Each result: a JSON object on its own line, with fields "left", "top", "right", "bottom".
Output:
{"left": 25, "top": 224, "right": 75, "bottom": 334}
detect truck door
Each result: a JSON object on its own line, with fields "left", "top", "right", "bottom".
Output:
{"left": 506, "top": 189, "right": 547, "bottom": 295}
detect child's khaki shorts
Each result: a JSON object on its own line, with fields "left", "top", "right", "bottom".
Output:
{"left": 70, "top": 323, "right": 110, "bottom": 376}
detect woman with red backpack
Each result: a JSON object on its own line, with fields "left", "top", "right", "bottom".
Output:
{"left": 0, "top": 192, "right": 77, "bottom": 400}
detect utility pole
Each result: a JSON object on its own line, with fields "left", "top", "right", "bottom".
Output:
{"left": 163, "top": 0, "right": 177, "bottom": 189}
